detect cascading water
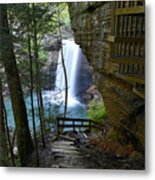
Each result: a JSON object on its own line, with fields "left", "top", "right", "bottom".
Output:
{"left": 4, "top": 39, "right": 87, "bottom": 129}
{"left": 55, "top": 39, "right": 82, "bottom": 107}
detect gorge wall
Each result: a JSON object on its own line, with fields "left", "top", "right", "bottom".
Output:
{"left": 68, "top": 1, "right": 145, "bottom": 154}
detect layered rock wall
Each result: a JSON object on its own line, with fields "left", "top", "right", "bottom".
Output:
{"left": 68, "top": 1, "right": 145, "bottom": 153}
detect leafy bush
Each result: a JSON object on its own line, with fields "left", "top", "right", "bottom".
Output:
{"left": 87, "top": 99, "right": 106, "bottom": 122}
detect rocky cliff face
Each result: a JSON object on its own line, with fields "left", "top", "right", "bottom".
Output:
{"left": 42, "top": 34, "right": 93, "bottom": 98}
{"left": 68, "top": 1, "right": 145, "bottom": 154}
{"left": 75, "top": 52, "right": 93, "bottom": 100}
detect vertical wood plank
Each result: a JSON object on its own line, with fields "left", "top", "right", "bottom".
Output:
{"left": 128, "top": 15, "right": 132, "bottom": 37}
{"left": 123, "top": 15, "right": 127, "bottom": 37}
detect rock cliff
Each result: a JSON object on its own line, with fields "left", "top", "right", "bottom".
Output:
{"left": 68, "top": 1, "right": 145, "bottom": 154}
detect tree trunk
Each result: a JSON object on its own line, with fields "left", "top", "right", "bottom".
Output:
{"left": 0, "top": 4, "right": 34, "bottom": 166}
{"left": 32, "top": 3, "right": 45, "bottom": 147}
{"left": 0, "top": 77, "right": 8, "bottom": 166}
{"left": 27, "top": 4, "right": 39, "bottom": 166}
{"left": 3, "top": 103, "right": 16, "bottom": 167}
{"left": 57, "top": 3, "right": 68, "bottom": 118}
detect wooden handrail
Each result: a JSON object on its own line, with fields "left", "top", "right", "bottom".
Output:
{"left": 57, "top": 117, "right": 90, "bottom": 122}
{"left": 56, "top": 117, "right": 105, "bottom": 137}
{"left": 115, "top": 6, "right": 144, "bottom": 15}
{"left": 57, "top": 117, "right": 105, "bottom": 125}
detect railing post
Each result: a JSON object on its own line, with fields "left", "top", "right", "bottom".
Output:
{"left": 56, "top": 117, "right": 60, "bottom": 139}
{"left": 89, "top": 121, "right": 91, "bottom": 132}
{"left": 73, "top": 120, "right": 75, "bottom": 132}
{"left": 81, "top": 120, "right": 83, "bottom": 132}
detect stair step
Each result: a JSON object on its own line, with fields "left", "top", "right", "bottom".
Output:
{"left": 59, "top": 135, "right": 76, "bottom": 142}
{"left": 52, "top": 145, "right": 78, "bottom": 150}
{"left": 52, "top": 148, "right": 80, "bottom": 154}
{"left": 53, "top": 152, "right": 84, "bottom": 159}
{"left": 56, "top": 163, "right": 85, "bottom": 169}
{"left": 53, "top": 141, "right": 74, "bottom": 145}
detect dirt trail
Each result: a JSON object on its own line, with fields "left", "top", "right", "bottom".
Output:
{"left": 28, "top": 132, "right": 144, "bottom": 169}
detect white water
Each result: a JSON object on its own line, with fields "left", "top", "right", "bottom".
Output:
{"left": 55, "top": 39, "right": 82, "bottom": 107}
{"left": 5, "top": 39, "right": 87, "bottom": 129}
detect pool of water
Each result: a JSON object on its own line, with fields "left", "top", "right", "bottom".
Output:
{"left": 4, "top": 91, "right": 87, "bottom": 131}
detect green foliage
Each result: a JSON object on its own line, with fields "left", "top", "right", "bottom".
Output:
{"left": 59, "top": 3, "right": 71, "bottom": 27}
{"left": 87, "top": 99, "right": 106, "bottom": 122}
{"left": 8, "top": 2, "right": 71, "bottom": 82}
{"left": 38, "top": 48, "right": 47, "bottom": 62}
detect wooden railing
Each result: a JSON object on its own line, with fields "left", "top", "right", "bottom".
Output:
{"left": 110, "top": 1, "right": 145, "bottom": 99}
{"left": 56, "top": 117, "right": 105, "bottom": 136}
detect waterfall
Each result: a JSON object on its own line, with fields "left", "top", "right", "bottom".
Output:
{"left": 55, "top": 39, "right": 82, "bottom": 107}
{"left": 5, "top": 39, "right": 87, "bottom": 129}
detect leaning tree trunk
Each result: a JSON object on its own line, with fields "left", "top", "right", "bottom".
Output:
{"left": 0, "top": 77, "right": 8, "bottom": 166}
{"left": 0, "top": 77, "right": 15, "bottom": 167}
{"left": 57, "top": 3, "right": 68, "bottom": 118}
{"left": 0, "top": 4, "right": 34, "bottom": 166}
